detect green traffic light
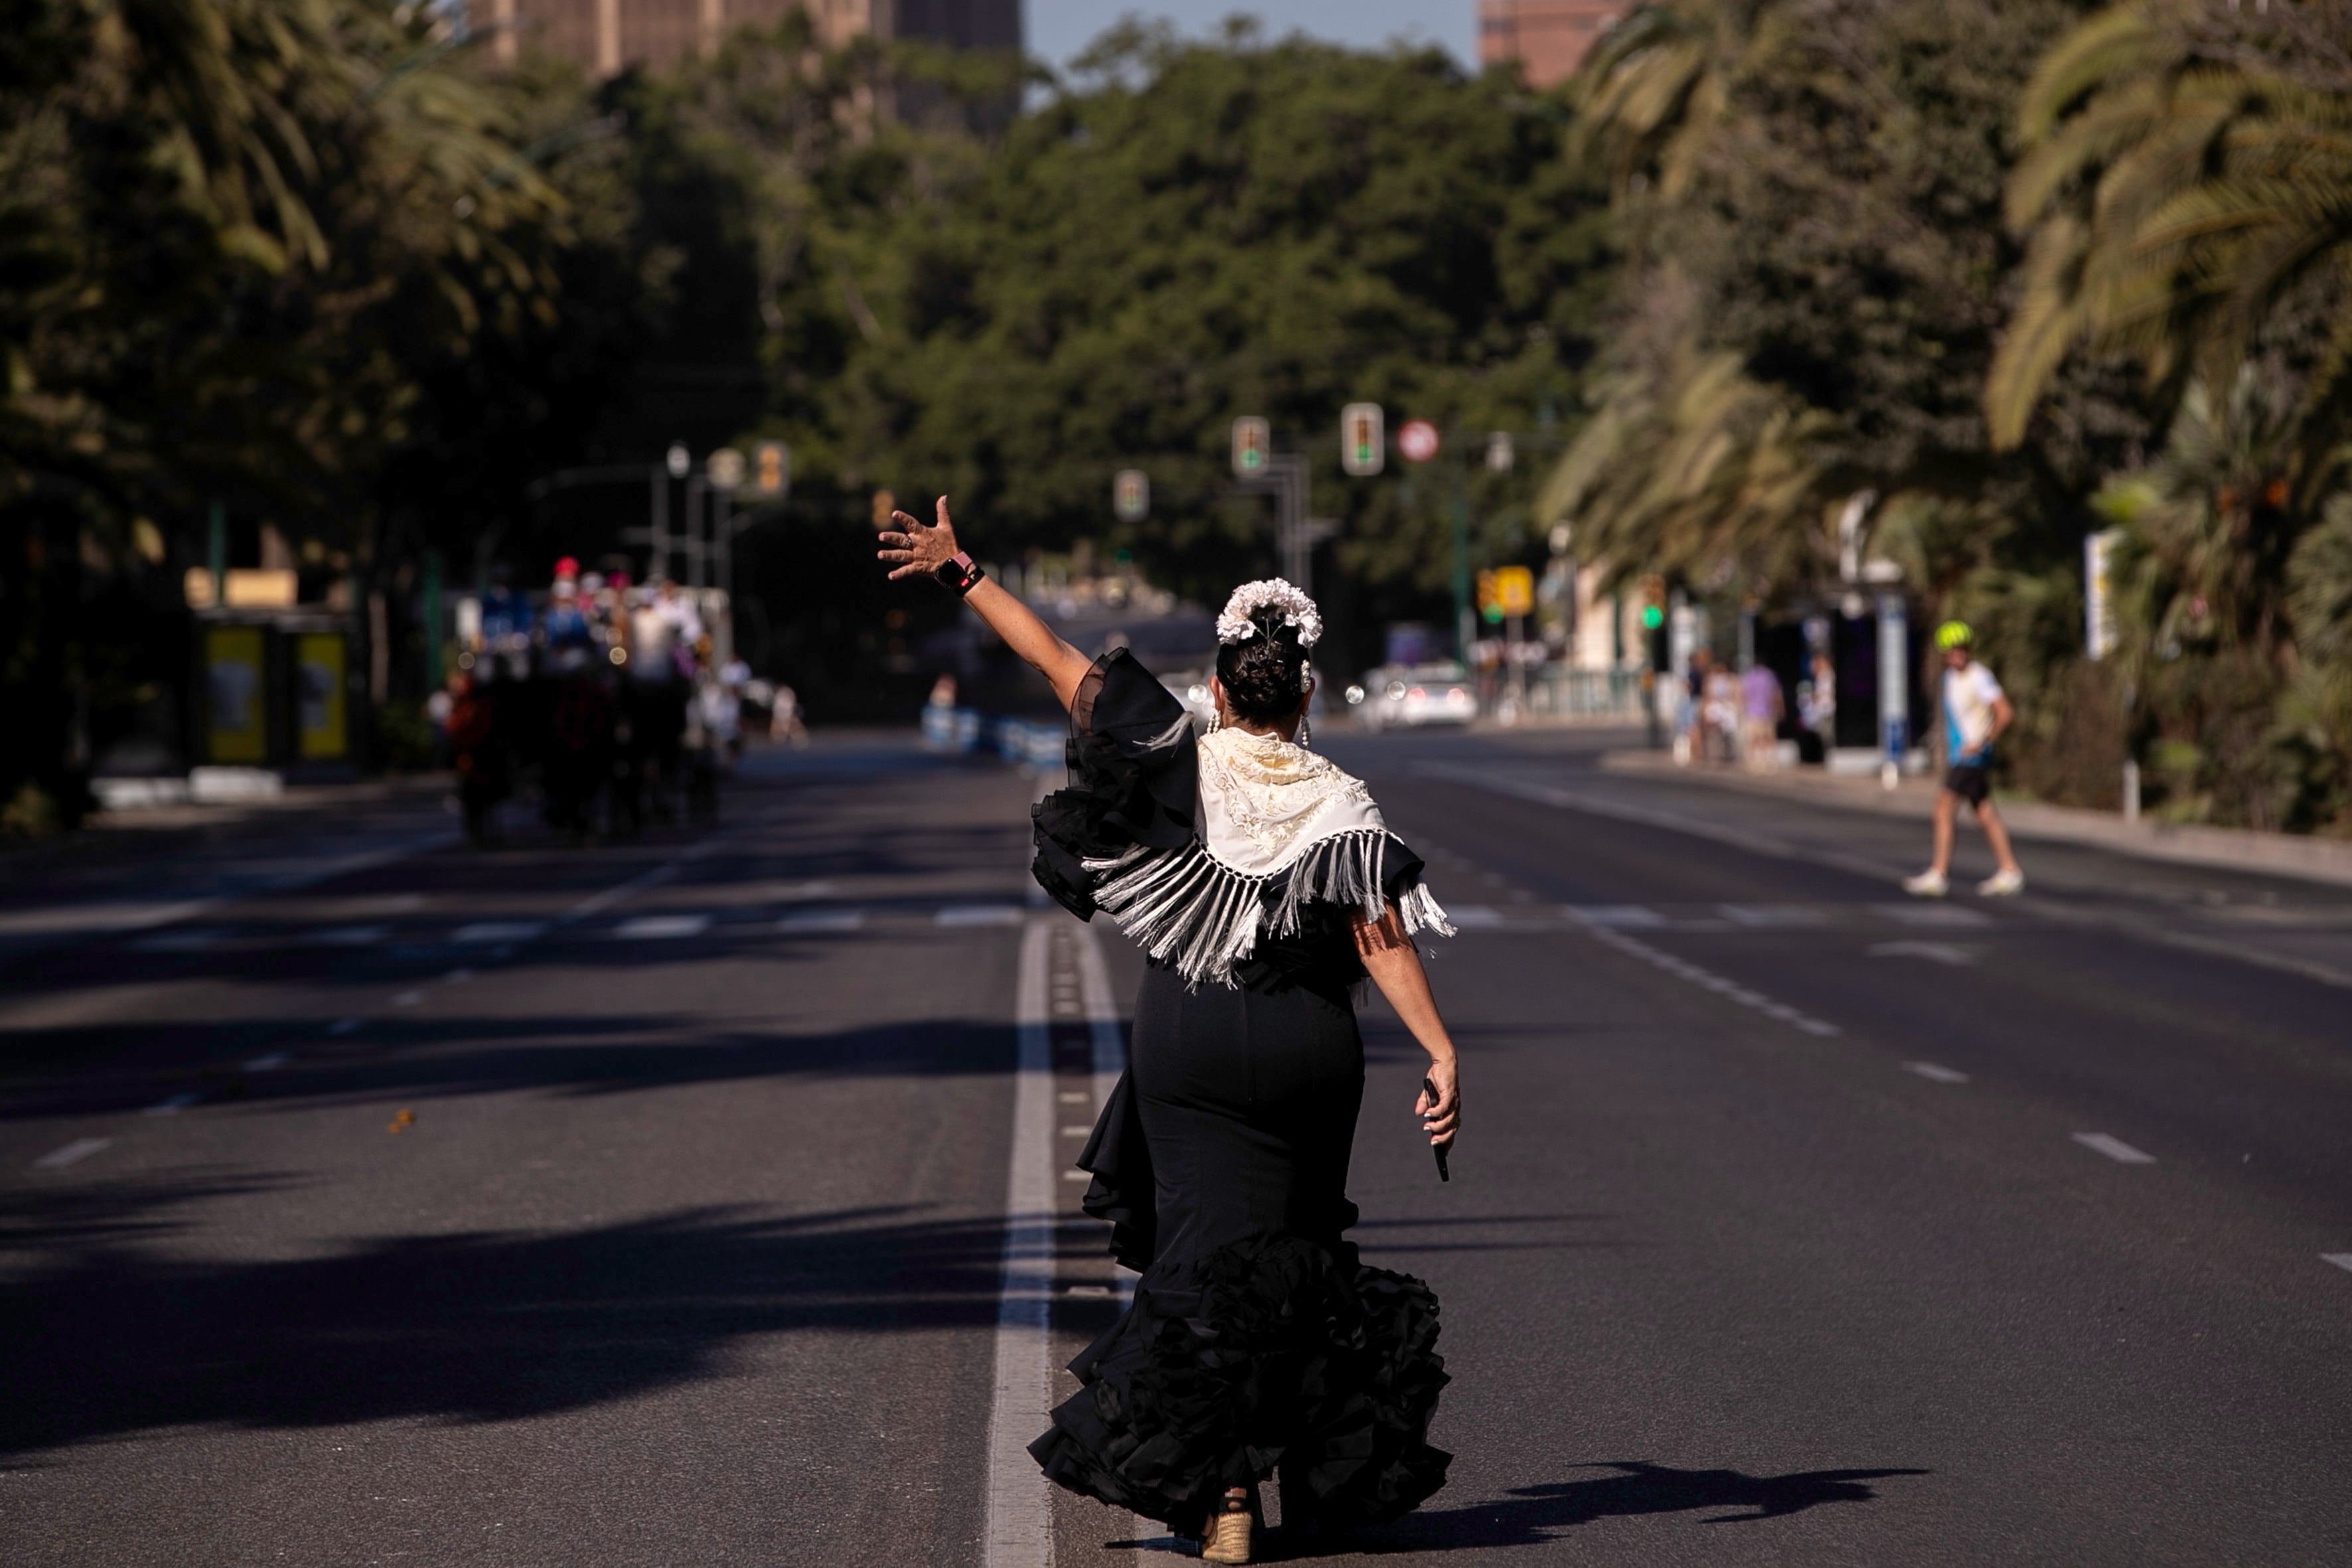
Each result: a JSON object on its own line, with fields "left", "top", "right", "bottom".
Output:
{"left": 1640, "top": 605, "right": 1665, "bottom": 630}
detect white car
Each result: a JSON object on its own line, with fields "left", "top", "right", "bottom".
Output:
{"left": 1352, "top": 664, "right": 1478, "bottom": 730}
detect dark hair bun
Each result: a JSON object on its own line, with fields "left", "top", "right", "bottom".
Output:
{"left": 1215, "top": 609, "right": 1310, "bottom": 722}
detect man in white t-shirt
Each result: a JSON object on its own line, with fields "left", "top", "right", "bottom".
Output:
{"left": 1904, "top": 621, "right": 2025, "bottom": 897}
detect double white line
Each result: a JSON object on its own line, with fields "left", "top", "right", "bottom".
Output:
{"left": 981, "top": 915, "right": 1126, "bottom": 1567}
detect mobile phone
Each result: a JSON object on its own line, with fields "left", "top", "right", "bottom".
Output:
{"left": 1422, "top": 1075, "right": 1450, "bottom": 1183}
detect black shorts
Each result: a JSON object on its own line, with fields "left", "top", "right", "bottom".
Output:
{"left": 1944, "top": 763, "right": 1991, "bottom": 807}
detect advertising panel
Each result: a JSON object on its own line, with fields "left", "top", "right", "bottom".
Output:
{"left": 205, "top": 625, "right": 268, "bottom": 763}
{"left": 296, "top": 632, "right": 349, "bottom": 760}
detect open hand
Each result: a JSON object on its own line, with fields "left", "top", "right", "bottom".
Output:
{"left": 1415, "top": 1056, "right": 1460, "bottom": 1150}
{"left": 878, "top": 496, "right": 961, "bottom": 582}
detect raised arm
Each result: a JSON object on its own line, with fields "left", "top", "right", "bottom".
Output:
{"left": 879, "top": 496, "right": 1093, "bottom": 712}
{"left": 1352, "top": 903, "right": 1460, "bottom": 1151}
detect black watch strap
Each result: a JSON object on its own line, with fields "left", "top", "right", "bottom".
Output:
{"left": 934, "top": 552, "right": 986, "bottom": 597}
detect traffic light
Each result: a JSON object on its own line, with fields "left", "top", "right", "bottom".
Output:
{"left": 752, "top": 439, "right": 789, "bottom": 499}
{"left": 1113, "top": 469, "right": 1149, "bottom": 523}
{"left": 1341, "top": 403, "right": 1383, "bottom": 476}
{"left": 1232, "top": 416, "right": 1270, "bottom": 477}
{"left": 1477, "top": 570, "right": 1501, "bottom": 624}
{"left": 1638, "top": 575, "right": 1668, "bottom": 671}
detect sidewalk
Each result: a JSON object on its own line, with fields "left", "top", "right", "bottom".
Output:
{"left": 1601, "top": 749, "right": 2352, "bottom": 892}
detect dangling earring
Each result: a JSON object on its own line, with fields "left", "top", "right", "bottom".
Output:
{"left": 1206, "top": 703, "right": 1222, "bottom": 734}
{"left": 1297, "top": 712, "right": 1312, "bottom": 749}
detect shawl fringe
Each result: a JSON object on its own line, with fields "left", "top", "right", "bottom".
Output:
{"left": 1086, "top": 827, "right": 1456, "bottom": 988}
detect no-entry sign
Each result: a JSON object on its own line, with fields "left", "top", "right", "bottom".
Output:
{"left": 1397, "top": 419, "right": 1441, "bottom": 464}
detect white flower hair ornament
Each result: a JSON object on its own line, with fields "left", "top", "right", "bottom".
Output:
{"left": 1215, "top": 578, "right": 1323, "bottom": 649}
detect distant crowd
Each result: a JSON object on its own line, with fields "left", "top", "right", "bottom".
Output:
{"left": 426, "top": 558, "right": 804, "bottom": 846}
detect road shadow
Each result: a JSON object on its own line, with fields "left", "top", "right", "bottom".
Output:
{"left": 1328, "top": 1460, "right": 1928, "bottom": 1553}
{"left": 0, "top": 1195, "right": 1008, "bottom": 1459}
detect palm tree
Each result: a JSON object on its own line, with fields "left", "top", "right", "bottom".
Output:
{"left": 1987, "top": 0, "right": 2352, "bottom": 451}
{"left": 1570, "top": 0, "right": 1779, "bottom": 200}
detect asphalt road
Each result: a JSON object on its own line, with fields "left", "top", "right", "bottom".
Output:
{"left": 5, "top": 728, "right": 2349, "bottom": 1566}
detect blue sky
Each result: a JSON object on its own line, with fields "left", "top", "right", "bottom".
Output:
{"left": 1025, "top": 3, "right": 1476, "bottom": 76}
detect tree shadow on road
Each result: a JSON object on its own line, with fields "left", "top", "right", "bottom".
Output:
{"left": 0, "top": 1196, "right": 1009, "bottom": 1460}
{"left": 1337, "top": 1460, "right": 1929, "bottom": 1553}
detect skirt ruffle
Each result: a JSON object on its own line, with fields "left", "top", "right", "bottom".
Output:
{"left": 1028, "top": 1234, "right": 1450, "bottom": 1530}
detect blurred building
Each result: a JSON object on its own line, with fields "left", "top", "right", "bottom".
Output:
{"left": 481, "top": 0, "right": 1020, "bottom": 76}
{"left": 1477, "top": 0, "right": 1628, "bottom": 88}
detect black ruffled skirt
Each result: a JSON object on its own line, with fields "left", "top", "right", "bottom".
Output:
{"left": 1030, "top": 965, "right": 1450, "bottom": 1532}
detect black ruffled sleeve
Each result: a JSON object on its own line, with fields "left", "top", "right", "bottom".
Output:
{"left": 1030, "top": 649, "right": 1197, "bottom": 919}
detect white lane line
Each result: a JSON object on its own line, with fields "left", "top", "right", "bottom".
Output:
{"left": 1565, "top": 903, "right": 1666, "bottom": 928}
{"left": 613, "top": 913, "right": 711, "bottom": 939}
{"left": 1059, "top": 1125, "right": 1093, "bottom": 1136}
{"left": 1871, "top": 903, "right": 1994, "bottom": 929}
{"left": 33, "top": 1137, "right": 110, "bottom": 1170}
{"left": 244, "top": 1052, "right": 291, "bottom": 1071}
{"left": 329, "top": 1018, "right": 362, "bottom": 1035}
{"left": 1869, "top": 940, "right": 1977, "bottom": 966}
{"left": 1905, "top": 1061, "right": 1971, "bottom": 1084}
{"left": 1567, "top": 913, "right": 1842, "bottom": 1037}
{"left": 1449, "top": 904, "right": 1505, "bottom": 929}
{"left": 982, "top": 917, "right": 1059, "bottom": 1568}
{"left": 1719, "top": 904, "right": 1827, "bottom": 927}
{"left": 1059, "top": 1169, "right": 1091, "bottom": 1182}
{"left": 1058, "top": 1090, "right": 1089, "bottom": 1104}
{"left": 143, "top": 1093, "right": 198, "bottom": 1117}
{"left": 131, "top": 930, "right": 231, "bottom": 953}
{"left": 2322, "top": 1254, "right": 2352, "bottom": 1275}
{"left": 306, "top": 925, "right": 389, "bottom": 947}
{"left": 2073, "top": 1132, "right": 2157, "bottom": 1165}
{"left": 939, "top": 904, "right": 1025, "bottom": 928}
{"left": 777, "top": 909, "right": 865, "bottom": 934}
{"left": 558, "top": 860, "right": 682, "bottom": 925}
{"left": 453, "top": 921, "right": 546, "bottom": 944}
{"left": 392, "top": 990, "right": 424, "bottom": 1007}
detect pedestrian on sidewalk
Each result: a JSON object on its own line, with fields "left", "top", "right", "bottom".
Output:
{"left": 1905, "top": 621, "right": 2025, "bottom": 897}
{"left": 1739, "top": 660, "right": 1784, "bottom": 771}
{"left": 882, "top": 500, "right": 1460, "bottom": 1563}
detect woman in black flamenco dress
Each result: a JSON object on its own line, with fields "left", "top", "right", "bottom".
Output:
{"left": 881, "top": 500, "right": 1462, "bottom": 1563}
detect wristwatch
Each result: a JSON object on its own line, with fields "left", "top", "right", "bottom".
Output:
{"left": 934, "top": 551, "right": 986, "bottom": 597}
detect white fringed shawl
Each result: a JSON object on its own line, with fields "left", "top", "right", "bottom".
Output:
{"left": 1083, "top": 728, "right": 1454, "bottom": 986}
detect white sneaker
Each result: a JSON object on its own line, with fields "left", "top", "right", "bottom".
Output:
{"left": 1978, "top": 868, "right": 2025, "bottom": 897}
{"left": 1903, "top": 870, "right": 1949, "bottom": 897}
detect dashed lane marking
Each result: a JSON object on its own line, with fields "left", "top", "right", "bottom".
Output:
{"left": 1563, "top": 904, "right": 1667, "bottom": 929}
{"left": 1869, "top": 941, "right": 1977, "bottom": 965}
{"left": 777, "top": 909, "right": 865, "bottom": 933}
{"left": 453, "top": 921, "right": 546, "bottom": 944}
{"left": 2073, "top": 1132, "right": 2157, "bottom": 1165}
{"left": 1719, "top": 904, "right": 1828, "bottom": 927}
{"left": 392, "top": 990, "right": 424, "bottom": 1007}
{"left": 939, "top": 904, "right": 1025, "bottom": 928}
{"left": 1905, "top": 1061, "right": 1971, "bottom": 1084}
{"left": 244, "top": 1052, "right": 291, "bottom": 1071}
{"left": 130, "top": 931, "right": 231, "bottom": 953}
{"left": 143, "top": 1093, "right": 198, "bottom": 1117}
{"left": 2323, "top": 1254, "right": 2352, "bottom": 1275}
{"left": 1449, "top": 904, "right": 1505, "bottom": 928}
{"left": 33, "top": 1138, "right": 109, "bottom": 1170}
{"left": 305, "top": 925, "right": 389, "bottom": 947}
{"left": 1870, "top": 903, "right": 1994, "bottom": 929}
{"left": 1567, "top": 913, "right": 1842, "bottom": 1037}
{"left": 613, "top": 914, "right": 712, "bottom": 939}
